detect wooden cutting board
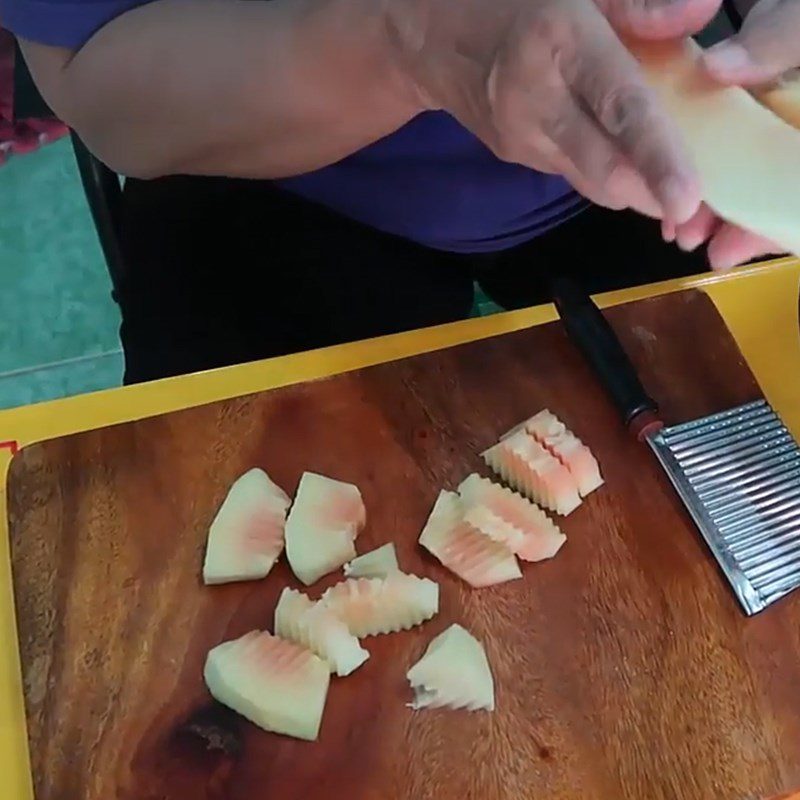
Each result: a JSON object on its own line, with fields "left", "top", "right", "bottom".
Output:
{"left": 7, "top": 289, "right": 800, "bottom": 800}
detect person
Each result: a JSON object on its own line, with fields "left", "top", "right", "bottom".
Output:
{"left": 0, "top": 26, "right": 68, "bottom": 164}
{"left": 0, "top": 0, "right": 786, "bottom": 382}
{"left": 675, "top": 0, "right": 800, "bottom": 266}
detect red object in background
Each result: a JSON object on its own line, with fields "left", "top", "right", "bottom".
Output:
{"left": 0, "top": 27, "right": 67, "bottom": 166}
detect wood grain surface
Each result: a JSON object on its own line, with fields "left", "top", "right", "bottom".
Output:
{"left": 7, "top": 290, "right": 800, "bottom": 800}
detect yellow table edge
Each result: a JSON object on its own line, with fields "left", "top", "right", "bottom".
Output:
{"left": 2, "top": 259, "right": 799, "bottom": 800}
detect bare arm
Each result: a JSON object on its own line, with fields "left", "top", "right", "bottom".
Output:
{"left": 22, "top": 0, "right": 716, "bottom": 220}
{"left": 21, "top": 0, "right": 421, "bottom": 178}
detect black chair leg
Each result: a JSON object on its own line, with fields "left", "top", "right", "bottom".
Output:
{"left": 70, "top": 132, "right": 127, "bottom": 300}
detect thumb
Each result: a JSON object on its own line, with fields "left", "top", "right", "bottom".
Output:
{"left": 599, "top": 0, "right": 721, "bottom": 39}
{"left": 704, "top": 0, "right": 800, "bottom": 85}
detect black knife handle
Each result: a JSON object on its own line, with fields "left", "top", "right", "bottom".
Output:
{"left": 551, "top": 277, "right": 662, "bottom": 436}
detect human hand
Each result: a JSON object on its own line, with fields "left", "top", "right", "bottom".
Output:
{"left": 705, "top": 0, "right": 800, "bottom": 86}
{"left": 667, "top": 0, "right": 800, "bottom": 269}
{"left": 663, "top": 204, "right": 781, "bottom": 270}
{"left": 386, "top": 0, "right": 721, "bottom": 222}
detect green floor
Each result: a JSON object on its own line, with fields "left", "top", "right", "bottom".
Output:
{"left": 0, "top": 137, "right": 122, "bottom": 409}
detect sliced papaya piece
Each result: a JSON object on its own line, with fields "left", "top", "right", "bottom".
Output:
{"left": 458, "top": 474, "right": 566, "bottom": 562}
{"left": 407, "top": 624, "right": 495, "bottom": 711}
{"left": 274, "top": 588, "right": 369, "bottom": 677}
{"left": 633, "top": 38, "right": 800, "bottom": 259}
{"left": 483, "top": 430, "right": 581, "bottom": 516}
{"left": 522, "top": 410, "right": 603, "bottom": 497}
{"left": 344, "top": 542, "right": 399, "bottom": 578}
{"left": 204, "top": 630, "right": 329, "bottom": 741}
{"left": 508, "top": 408, "right": 564, "bottom": 440}
{"left": 203, "top": 468, "right": 291, "bottom": 585}
{"left": 285, "top": 472, "right": 366, "bottom": 586}
{"left": 419, "top": 491, "right": 521, "bottom": 588}
{"left": 321, "top": 573, "right": 438, "bottom": 637}
{"left": 463, "top": 504, "right": 528, "bottom": 552}
{"left": 273, "top": 586, "right": 314, "bottom": 642}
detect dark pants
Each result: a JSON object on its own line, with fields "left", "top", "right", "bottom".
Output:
{"left": 118, "top": 176, "right": 709, "bottom": 384}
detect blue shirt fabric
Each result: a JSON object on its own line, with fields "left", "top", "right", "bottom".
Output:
{"left": 1, "top": 0, "right": 587, "bottom": 253}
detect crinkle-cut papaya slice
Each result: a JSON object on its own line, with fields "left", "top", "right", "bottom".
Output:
{"left": 321, "top": 573, "right": 438, "bottom": 637}
{"left": 273, "top": 586, "right": 314, "bottom": 642}
{"left": 458, "top": 474, "right": 566, "bottom": 562}
{"left": 274, "top": 588, "right": 369, "bottom": 677}
{"left": 407, "top": 624, "right": 495, "bottom": 711}
{"left": 522, "top": 410, "right": 603, "bottom": 497}
{"left": 203, "top": 468, "right": 291, "bottom": 585}
{"left": 419, "top": 491, "right": 521, "bottom": 587}
{"left": 344, "top": 543, "right": 399, "bottom": 578}
{"left": 463, "top": 504, "right": 527, "bottom": 551}
{"left": 633, "top": 38, "right": 800, "bottom": 260}
{"left": 285, "top": 472, "right": 366, "bottom": 586}
{"left": 483, "top": 430, "right": 581, "bottom": 516}
{"left": 204, "top": 630, "right": 329, "bottom": 741}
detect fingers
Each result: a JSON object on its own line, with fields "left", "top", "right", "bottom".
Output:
{"left": 539, "top": 97, "right": 663, "bottom": 216}
{"left": 491, "top": 29, "right": 664, "bottom": 215}
{"left": 503, "top": 119, "right": 630, "bottom": 209}
{"left": 560, "top": 165, "right": 629, "bottom": 209}
{"left": 704, "top": 0, "right": 800, "bottom": 85}
{"left": 605, "top": 161, "right": 664, "bottom": 217}
{"left": 598, "top": 0, "right": 722, "bottom": 40}
{"left": 707, "top": 223, "right": 783, "bottom": 270}
{"left": 665, "top": 208, "right": 783, "bottom": 270}
{"left": 673, "top": 203, "right": 718, "bottom": 250}
{"left": 564, "top": 4, "right": 702, "bottom": 223}
{"left": 539, "top": 97, "right": 619, "bottom": 187}
{"left": 485, "top": 35, "right": 634, "bottom": 211}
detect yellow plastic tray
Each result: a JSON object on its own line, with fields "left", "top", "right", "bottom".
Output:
{"left": 2, "top": 260, "right": 798, "bottom": 799}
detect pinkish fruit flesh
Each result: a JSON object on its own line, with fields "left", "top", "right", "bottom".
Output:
{"left": 458, "top": 475, "right": 566, "bottom": 563}
{"left": 418, "top": 491, "right": 521, "bottom": 588}
{"left": 285, "top": 472, "right": 366, "bottom": 586}
{"left": 203, "top": 468, "right": 291, "bottom": 585}
{"left": 322, "top": 573, "right": 439, "bottom": 636}
{"left": 344, "top": 542, "right": 399, "bottom": 578}
{"left": 204, "top": 630, "right": 329, "bottom": 741}
{"left": 483, "top": 431, "right": 581, "bottom": 516}
{"left": 407, "top": 623, "right": 495, "bottom": 712}
{"left": 274, "top": 587, "right": 369, "bottom": 676}
{"left": 523, "top": 410, "right": 603, "bottom": 497}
